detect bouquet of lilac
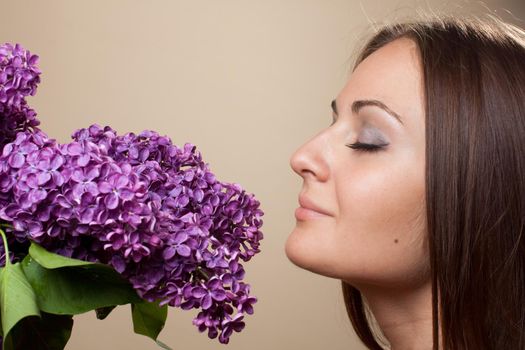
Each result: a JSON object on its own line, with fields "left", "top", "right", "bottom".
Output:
{"left": 0, "top": 43, "right": 263, "bottom": 349}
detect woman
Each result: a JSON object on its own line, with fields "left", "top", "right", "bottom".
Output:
{"left": 286, "top": 14, "right": 525, "bottom": 350}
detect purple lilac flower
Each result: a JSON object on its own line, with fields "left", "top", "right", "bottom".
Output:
{"left": 0, "top": 125, "right": 264, "bottom": 344}
{"left": 0, "top": 42, "right": 263, "bottom": 344}
{"left": 0, "top": 43, "right": 41, "bottom": 149}
{"left": 0, "top": 43, "right": 41, "bottom": 109}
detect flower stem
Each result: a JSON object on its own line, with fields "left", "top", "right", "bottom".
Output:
{"left": 0, "top": 228, "right": 10, "bottom": 267}
{"left": 196, "top": 266, "right": 210, "bottom": 281}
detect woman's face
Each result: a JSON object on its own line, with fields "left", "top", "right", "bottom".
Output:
{"left": 286, "top": 37, "right": 429, "bottom": 290}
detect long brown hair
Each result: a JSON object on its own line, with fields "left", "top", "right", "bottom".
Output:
{"left": 342, "top": 14, "right": 525, "bottom": 350}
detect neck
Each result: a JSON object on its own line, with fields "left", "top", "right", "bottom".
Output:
{"left": 357, "top": 279, "right": 439, "bottom": 350}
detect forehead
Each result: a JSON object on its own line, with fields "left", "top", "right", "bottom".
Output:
{"left": 337, "top": 37, "right": 424, "bottom": 129}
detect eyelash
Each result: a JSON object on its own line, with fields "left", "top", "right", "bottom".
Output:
{"left": 346, "top": 142, "right": 386, "bottom": 153}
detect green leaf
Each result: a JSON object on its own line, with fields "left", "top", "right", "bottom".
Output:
{"left": 21, "top": 255, "right": 141, "bottom": 315}
{"left": 0, "top": 263, "right": 41, "bottom": 349}
{"left": 95, "top": 305, "right": 117, "bottom": 320}
{"left": 3, "top": 312, "right": 73, "bottom": 350}
{"left": 29, "top": 243, "right": 94, "bottom": 269}
{"left": 131, "top": 301, "right": 168, "bottom": 340}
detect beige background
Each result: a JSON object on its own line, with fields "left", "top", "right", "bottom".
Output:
{"left": 1, "top": 1, "right": 523, "bottom": 349}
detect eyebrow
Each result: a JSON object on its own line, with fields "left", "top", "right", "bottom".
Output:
{"left": 331, "top": 99, "right": 404, "bottom": 125}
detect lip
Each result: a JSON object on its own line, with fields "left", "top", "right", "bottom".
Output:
{"left": 296, "top": 195, "right": 333, "bottom": 219}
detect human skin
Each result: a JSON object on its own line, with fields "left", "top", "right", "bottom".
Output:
{"left": 286, "top": 37, "right": 436, "bottom": 349}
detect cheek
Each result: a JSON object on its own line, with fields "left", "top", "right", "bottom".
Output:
{"left": 333, "top": 157, "right": 428, "bottom": 287}
{"left": 338, "top": 160, "right": 424, "bottom": 240}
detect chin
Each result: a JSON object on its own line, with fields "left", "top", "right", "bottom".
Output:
{"left": 284, "top": 231, "right": 303, "bottom": 266}
{"left": 284, "top": 229, "right": 333, "bottom": 277}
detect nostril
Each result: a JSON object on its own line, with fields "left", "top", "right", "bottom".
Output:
{"left": 300, "top": 168, "right": 317, "bottom": 179}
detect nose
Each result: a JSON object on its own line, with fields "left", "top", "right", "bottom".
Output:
{"left": 289, "top": 133, "right": 329, "bottom": 182}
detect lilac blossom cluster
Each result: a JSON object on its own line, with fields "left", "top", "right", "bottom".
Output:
{"left": 0, "top": 43, "right": 41, "bottom": 150}
{"left": 0, "top": 43, "right": 263, "bottom": 344}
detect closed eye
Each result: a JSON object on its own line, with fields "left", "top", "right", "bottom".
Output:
{"left": 346, "top": 142, "right": 387, "bottom": 153}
